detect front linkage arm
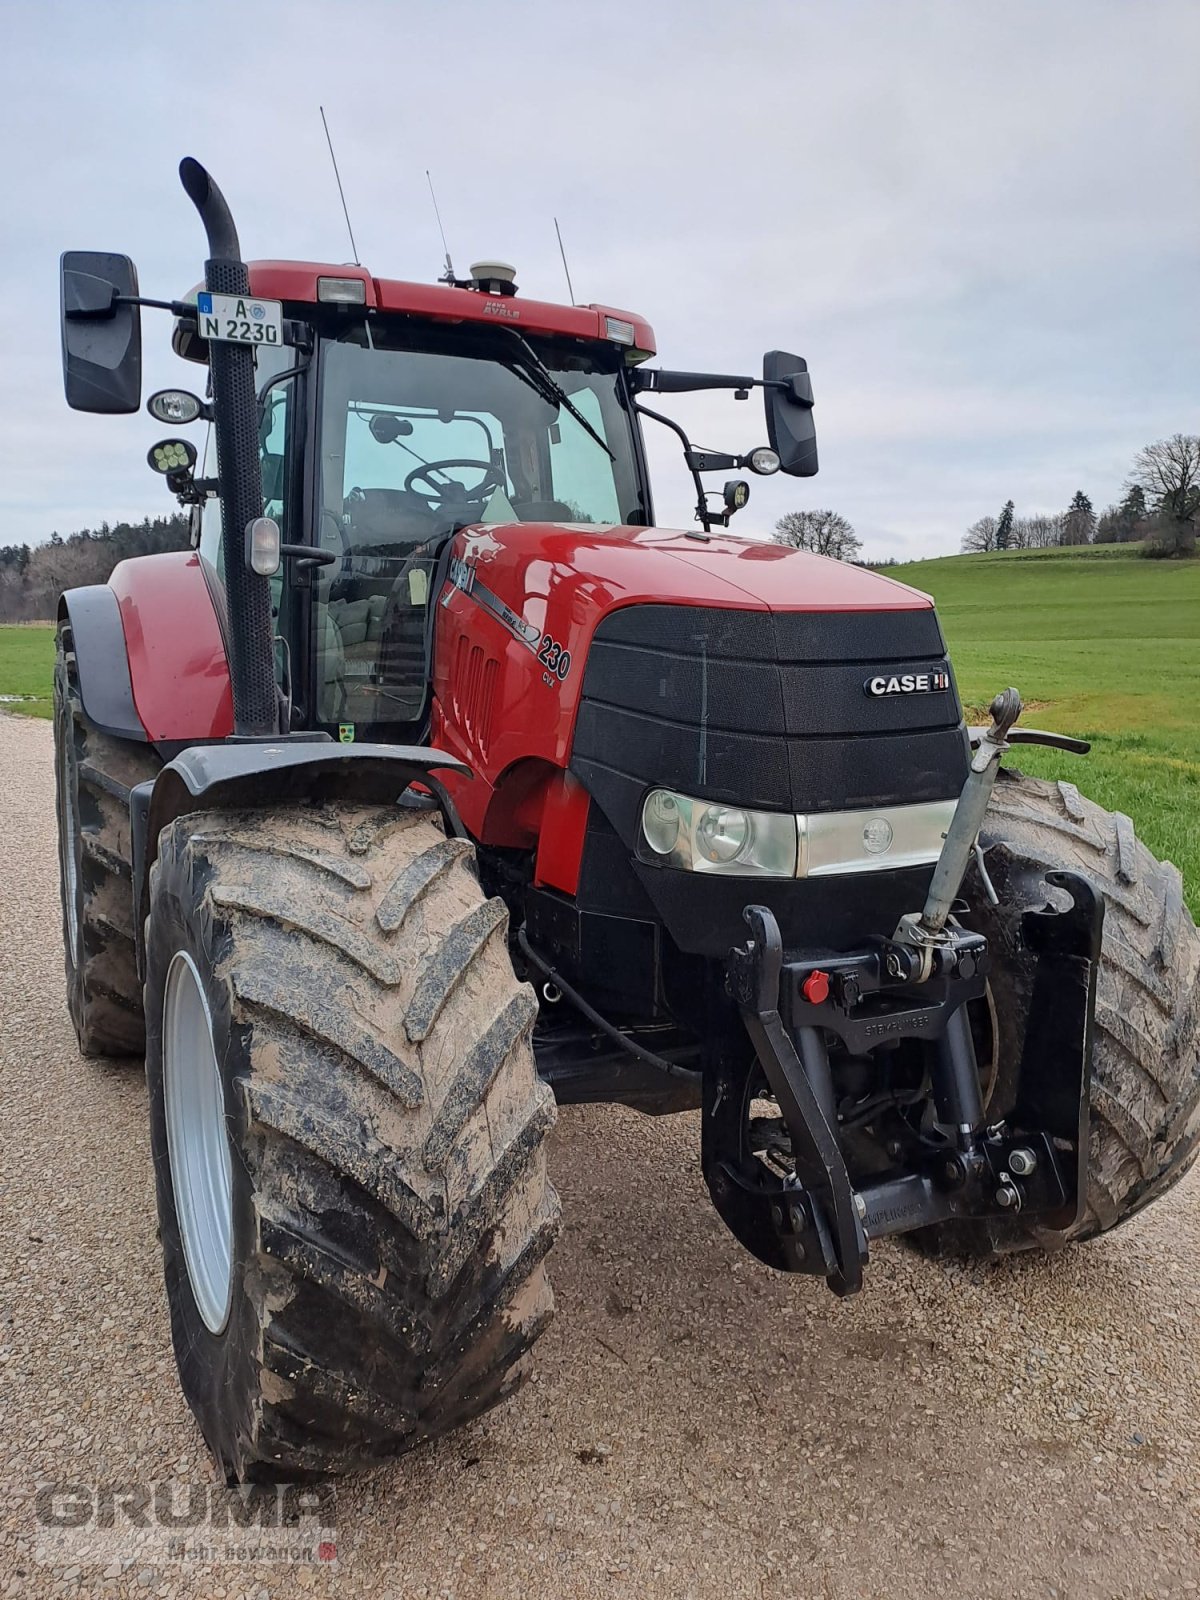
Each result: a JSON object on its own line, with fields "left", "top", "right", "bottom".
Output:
{"left": 729, "top": 907, "right": 868, "bottom": 1296}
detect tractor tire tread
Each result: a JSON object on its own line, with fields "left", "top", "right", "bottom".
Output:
{"left": 946, "top": 773, "right": 1200, "bottom": 1251}
{"left": 146, "top": 803, "right": 559, "bottom": 1479}
{"left": 53, "top": 630, "right": 157, "bottom": 1057}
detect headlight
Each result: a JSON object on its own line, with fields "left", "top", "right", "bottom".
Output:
{"left": 800, "top": 799, "right": 956, "bottom": 877}
{"left": 639, "top": 789, "right": 798, "bottom": 877}
{"left": 639, "top": 790, "right": 956, "bottom": 879}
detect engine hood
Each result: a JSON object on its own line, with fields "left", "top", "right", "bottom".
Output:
{"left": 430, "top": 520, "right": 946, "bottom": 833}
{"left": 453, "top": 521, "right": 930, "bottom": 615}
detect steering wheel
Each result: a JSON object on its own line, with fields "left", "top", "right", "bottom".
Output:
{"left": 404, "top": 458, "right": 505, "bottom": 509}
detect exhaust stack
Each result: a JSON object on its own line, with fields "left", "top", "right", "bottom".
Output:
{"left": 179, "top": 158, "right": 278, "bottom": 738}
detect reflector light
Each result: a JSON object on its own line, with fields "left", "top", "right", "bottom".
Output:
{"left": 245, "top": 516, "right": 282, "bottom": 577}
{"left": 640, "top": 789, "right": 797, "bottom": 878}
{"left": 605, "top": 316, "right": 635, "bottom": 346}
{"left": 317, "top": 277, "right": 367, "bottom": 304}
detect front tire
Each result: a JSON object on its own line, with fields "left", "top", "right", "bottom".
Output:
{"left": 144, "top": 802, "right": 559, "bottom": 1480}
{"left": 919, "top": 772, "right": 1200, "bottom": 1257}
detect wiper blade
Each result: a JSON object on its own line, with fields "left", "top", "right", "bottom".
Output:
{"left": 498, "top": 327, "right": 614, "bottom": 460}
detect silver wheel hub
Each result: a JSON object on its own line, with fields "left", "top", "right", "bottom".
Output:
{"left": 162, "top": 951, "right": 234, "bottom": 1334}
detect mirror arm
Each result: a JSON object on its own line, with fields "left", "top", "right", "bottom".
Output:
{"left": 64, "top": 291, "right": 189, "bottom": 323}
{"left": 116, "top": 295, "right": 190, "bottom": 315}
{"left": 635, "top": 369, "right": 758, "bottom": 396}
{"left": 634, "top": 401, "right": 714, "bottom": 533}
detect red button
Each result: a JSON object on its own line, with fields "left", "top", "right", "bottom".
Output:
{"left": 802, "top": 969, "right": 830, "bottom": 1004}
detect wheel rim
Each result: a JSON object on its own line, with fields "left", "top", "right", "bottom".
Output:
{"left": 163, "top": 951, "right": 234, "bottom": 1334}
{"left": 57, "top": 733, "right": 80, "bottom": 967}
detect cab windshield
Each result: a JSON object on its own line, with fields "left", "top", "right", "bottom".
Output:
{"left": 314, "top": 325, "right": 645, "bottom": 731}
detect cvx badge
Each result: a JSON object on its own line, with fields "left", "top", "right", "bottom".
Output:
{"left": 865, "top": 668, "right": 950, "bottom": 697}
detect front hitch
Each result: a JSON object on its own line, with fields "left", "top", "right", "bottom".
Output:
{"left": 705, "top": 685, "right": 1104, "bottom": 1296}
{"left": 727, "top": 906, "right": 868, "bottom": 1296}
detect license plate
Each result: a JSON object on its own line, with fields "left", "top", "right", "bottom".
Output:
{"left": 195, "top": 291, "right": 283, "bottom": 346}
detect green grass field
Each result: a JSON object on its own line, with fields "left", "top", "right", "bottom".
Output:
{"left": 2, "top": 543, "right": 1196, "bottom": 909}
{"left": 889, "top": 543, "right": 1200, "bottom": 913}
{"left": 0, "top": 622, "right": 54, "bottom": 719}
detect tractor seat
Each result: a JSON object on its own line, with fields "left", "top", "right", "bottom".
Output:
{"left": 347, "top": 487, "right": 443, "bottom": 546}
{"left": 327, "top": 593, "right": 388, "bottom": 651}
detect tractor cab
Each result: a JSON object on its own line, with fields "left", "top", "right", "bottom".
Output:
{"left": 214, "top": 293, "right": 653, "bottom": 737}
{"left": 163, "top": 259, "right": 813, "bottom": 742}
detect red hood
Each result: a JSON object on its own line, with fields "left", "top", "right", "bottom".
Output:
{"left": 432, "top": 521, "right": 937, "bottom": 828}
{"left": 455, "top": 522, "right": 931, "bottom": 615}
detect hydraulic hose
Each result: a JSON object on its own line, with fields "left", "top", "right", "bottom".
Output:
{"left": 516, "top": 930, "right": 701, "bottom": 1082}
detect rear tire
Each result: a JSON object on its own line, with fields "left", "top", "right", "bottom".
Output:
{"left": 144, "top": 802, "right": 559, "bottom": 1480}
{"left": 916, "top": 772, "right": 1200, "bottom": 1257}
{"left": 53, "top": 626, "right": 158, "bottom": 1056}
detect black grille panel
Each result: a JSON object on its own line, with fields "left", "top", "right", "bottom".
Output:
{"left": 593, "top": 602, "right": 947, "bottom": 662}
{"left": 573, "top": 603, "right": 967, "bottom": 814}
{"left": 569, "top": 602, "right": 970, "bottom": 958}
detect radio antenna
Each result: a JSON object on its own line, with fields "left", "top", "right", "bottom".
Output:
{"left": 426, "top": 171, "right": 457, "bottom": 284}
{"left": 319, "top": 106, "right": 361, "bottom": 265}
{"left": 554, "top": 216, "right": 576, "bottom": 305}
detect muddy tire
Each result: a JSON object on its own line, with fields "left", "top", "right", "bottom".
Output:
{"left": 918, "top": 771, "right": 1200, "bottom": 1257}
{"left": 143, "top": 802, "right": 559, "bottom": 1480}
{"left": 53, "top": 626, "right": 158, "bottom": 1057}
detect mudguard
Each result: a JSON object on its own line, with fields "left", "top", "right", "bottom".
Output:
{"left": 107, "top": 551, "right": 233, "bottom": 745}
{"left": 59, "top": 552, "right": 236, "bottom": 748}
{"left": 129, "top": 740, "right": 471, "bottom": 976}
{"left": 57, "top": 585, "right": 147, "bottom": 741}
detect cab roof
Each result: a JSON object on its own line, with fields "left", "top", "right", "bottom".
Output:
{"left": 242, "top": 261, "right": 656, "bottom": 357}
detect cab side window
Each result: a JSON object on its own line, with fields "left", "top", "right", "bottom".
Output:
{"left": 197, "top": 343, "right": 296, "bottom": 585}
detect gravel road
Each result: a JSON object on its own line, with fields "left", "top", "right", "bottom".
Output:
{"left": 2, "top": 710, "right": 1198, "bottom": 1600}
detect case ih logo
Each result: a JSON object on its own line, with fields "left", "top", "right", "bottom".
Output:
{"left": 865, "top": 670, "right": 950, "bottom": 697}
{"left": 482, "top": 300, "right": 520, "bottom": 320}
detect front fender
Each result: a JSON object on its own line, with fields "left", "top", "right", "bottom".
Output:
{"left": 130, "top": 740, "right": 471, "bottom": 975}
{"left": 58, "top": 585, "right": 147, "bottom": 741}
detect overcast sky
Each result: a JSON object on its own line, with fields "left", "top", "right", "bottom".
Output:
{"left": 1, "top": 0, "right": 1195, "bottom": 559}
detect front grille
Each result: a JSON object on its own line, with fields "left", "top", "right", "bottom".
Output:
{"left": 567, "top": 603, "right": 970, "bottom": 957}
{"left": 571, "top": 603, "right": 968, "bottom": 818}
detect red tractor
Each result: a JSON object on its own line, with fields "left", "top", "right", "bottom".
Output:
{"left": 55, "top": 161, "right": 1199, "bottom": 1481}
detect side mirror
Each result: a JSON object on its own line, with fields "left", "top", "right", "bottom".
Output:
{"left": 763, "top": 350, "right": 817, "bottom": 477}
{"left": 60, "top": 251, "right": 142, "bottom": 414}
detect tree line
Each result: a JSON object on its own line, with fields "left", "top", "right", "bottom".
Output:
{"left": 0, "top": 514, "right": 192, "bottom": 621}
{"left": 961, "top": 434, "right": 1200, "bottom": 558}
{"left": 773, "top": 509, "right": 862, "bottom": 561}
